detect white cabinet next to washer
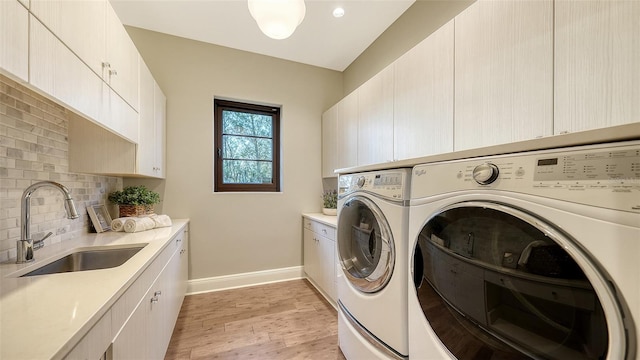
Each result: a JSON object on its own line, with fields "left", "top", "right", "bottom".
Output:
{"left": 394, "top": 20, "right": 454, "bottom": 160}
{"left": 358, "top": 65, "right": 394, "bottom": 166}
{"left": 303, "top": 215, "right": 336, "bottom": 304}
{"left": 554, "top": 0, "right": 640, "bottom": 134}
{"left": 454, "top": 0, "right": 553, "bottom": 151}
{"left": 336, "top": 91, "right": 358, "bottom": 170}
{"left": 322, "top": 104, "right": 338, "bottom": 178}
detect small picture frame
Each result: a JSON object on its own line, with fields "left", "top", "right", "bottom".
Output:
{"left": 88, "top": 204, "right": 112, "bottom": 233}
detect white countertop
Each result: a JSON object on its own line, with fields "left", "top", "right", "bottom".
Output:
{"left": 0, "top": 219, "right": 189, "bottom": 360}
{"left": 302, "top": 213, "right": 337, "bottom": 227}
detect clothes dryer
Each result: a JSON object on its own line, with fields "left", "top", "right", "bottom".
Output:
{"left": 337, "top": 169, "right": 411, "bottom": 359}
{"left": 408, "top": 141, "right": 639, "bottom": 359}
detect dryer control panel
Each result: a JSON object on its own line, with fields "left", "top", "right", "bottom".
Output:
{"left": 339, "top": 169, "right": 411, "bottom": 201}
{"left": 411, "top": 141, "right": 640, "bottom": 213}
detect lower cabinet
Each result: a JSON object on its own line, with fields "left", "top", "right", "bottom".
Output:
{"left": 303, "top": 217, "right": 336, "bottom": 303}
{"left": 64, "top": 228, "right": 188, "bottom": 360}
{"left": 111, "top": 231, "right": 188, "bottom": 359}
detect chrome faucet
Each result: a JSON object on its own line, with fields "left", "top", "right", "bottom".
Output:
{"left": 17, "top": 181, "right": 79, "bottom": 263}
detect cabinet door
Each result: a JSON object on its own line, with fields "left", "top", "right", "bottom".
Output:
{"left": 105, "top": 3, "right": 139, "bottom": 111}
{"left": 554, "top": 0, "right": 640, "bottom": 134}
{"left": 111, "top": 299, "right": 148, "bottom": 360}
{"left": 319, "top": 235, "right": 336, "bottom": 301}
{"left": 358, "top": 65, "right": 394, "bottom": 166}
{"left": 0, "top": 0, "right": 28, "bottom": 82}
{"left": 454, "top": 0, "right": 553, "bottom": 151}
{"left": 322, "top": 105, "right": 338, "bottom": 178}
{"left": 138, "top": 59, "right": 156, "bottom": 176}
{"left": 336, "top": 91, "right": 358, "bottom": 170}
{"left": 394, "top": 20, "right": 454, "bottom": 160}
{"left": 103, "top": 83, "right": 139, "bottom": 143}
{"left": 30, "top": 0, "right": 106, "bottom": 75}
{"left": 29, "top": 16, "right": 104, "bottom": 124}
{"left": 64, "top": 310, "right": 112, "bottom": 360}
{"left": 154, "top": 81, "right": 167, "bottom": 178}
{"left": 178, "top": 233, "right": 189, "bottom": 301}
{"left": 304, "top": 228, "right": 322, "bottom": 286}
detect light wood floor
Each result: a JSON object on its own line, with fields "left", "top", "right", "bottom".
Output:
{"left": 165, "top": 279, "right": 346, "bottom": 360}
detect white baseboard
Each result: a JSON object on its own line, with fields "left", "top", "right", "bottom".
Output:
{"left": 186, "top": 266, "right": 305, "bottom": 295}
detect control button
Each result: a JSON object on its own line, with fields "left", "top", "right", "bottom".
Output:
{"left": 356, "top": 176, "right": 366, "bottom": 188}
{"left": 473, "top": 163, "right": 500, "bottom": 185}
{"left": 515, "top": 167, "right": 525, "bottom": 177}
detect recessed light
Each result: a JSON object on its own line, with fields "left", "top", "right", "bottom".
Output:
{"left": 333, "top": 7, "right": 345, "bottom": 18}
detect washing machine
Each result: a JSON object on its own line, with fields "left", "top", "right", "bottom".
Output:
{"left": 337, "top": 169, "right": 411, "bottom": 359}
{"left": 408, "top": 141, "right": 639, "bottom": 360}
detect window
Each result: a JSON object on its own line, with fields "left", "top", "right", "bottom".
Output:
{"left": 214, "top": 99, "right": 281, "bottom": 192}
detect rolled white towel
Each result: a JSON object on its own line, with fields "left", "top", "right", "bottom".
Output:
{"left": 111, "top": 217, "right": 133, "bottom": 232}
{"left": 124, "top": 217, "right": 156, "bottom": 233}
{"left": 150, "top": 214, "right": 172, "bottom": 228}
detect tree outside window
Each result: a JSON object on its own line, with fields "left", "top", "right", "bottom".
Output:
{"left": 214, "top": 99, "right": 280, "bottom": 192}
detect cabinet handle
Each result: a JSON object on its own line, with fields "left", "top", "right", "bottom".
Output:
{"left": 180, "top": 249, "right": 186, "bottom": 255}
{"left": 109, "top": 69, "right": 118, "bottom": 76}
{"left": 154, "top": 290, "right": 162, "bottom": 296}
{"left": 102, "top": 61, "right": 111, "bottom": 69}
{"left": 322, "top": 229, "right": 327, "bottom": 234}
{"left": 150, "top": 296, "right": 159, "bottom": 304}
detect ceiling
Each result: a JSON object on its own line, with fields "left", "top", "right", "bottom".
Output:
{"left": 109, "top": 0, "right": 415, "bottom": 71}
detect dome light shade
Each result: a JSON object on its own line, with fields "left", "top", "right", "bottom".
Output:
{"left": 248, "top": 0, "right": 306, "bottom": 40}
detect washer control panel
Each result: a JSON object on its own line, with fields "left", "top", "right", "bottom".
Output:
{"left": 339, "top": 169, "right": 411, "bottom": 201}
{"left": 533, "top": 147, "right": 640, "bottom": 182}
{"left": 412, "top": 141, "right": 640, "bottom": 212}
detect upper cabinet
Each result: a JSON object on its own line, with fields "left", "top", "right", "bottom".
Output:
{"left": 153, "top": 80, "right": 167, "bottom": 178}
{"left": 69, "top": 58, "right": 166, "bottom": 178}
{"left": 358, "top": 65, "right": 394, "bottom": 166}
{"left": 30, "top": 0, "right": 139, "bottom": 112}
{"left": 454, "top": 0, "right": 553, "bottom": 151}
{"left": 138, "top": 60, "right": 157, "bottom": 177}
{"left": 322, "top": 105, "right": 338, "bottom": 177}
{"left": 2, "top": 0, "right": 167, "bottom": 177}
{"left": 336, "top": 91, "right": 359, "bottom": 170}
{"left": 0, "top": 1, "right": 28, "bottom": 82}
{"left": 394, "top": 20, "right": 454, "bottom": 160}
{"left": 554, "top": 0, "right": 640, "bottom": 134}
{"left": 29, "top": 15, "right": 105, "bottom": 127}
{"left": 30, "top": 0, "right": 106, "bottom": 76}
{"left": 105, "top": 4, "right": 140, "bottom": 110}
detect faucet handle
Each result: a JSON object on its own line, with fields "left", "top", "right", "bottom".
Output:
{"left": 33, "top": 232, "right": 53, "bottom": 250}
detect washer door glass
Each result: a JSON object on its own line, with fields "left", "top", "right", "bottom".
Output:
{"left": 338, "top": 196, "right": 394, "bottom": 293}
{"left": 412, "top": 202, "right": 625, "bottom": 360}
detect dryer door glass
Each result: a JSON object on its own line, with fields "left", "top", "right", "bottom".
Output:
{"left": 337, "top": 196, "right": 394, "bottom": 293}
{"left": 412, "top": 202, "right": 613, "bottom": 360}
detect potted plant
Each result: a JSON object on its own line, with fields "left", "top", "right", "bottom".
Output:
{"left": 108, "top": 185, "right": 160, "bottom": 217}
{"left": 322, "top": 189, "right": 338, "bottom": 216}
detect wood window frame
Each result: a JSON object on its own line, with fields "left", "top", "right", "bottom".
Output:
{"left": 214, "top": 99, "right": 281, "bottom": 192}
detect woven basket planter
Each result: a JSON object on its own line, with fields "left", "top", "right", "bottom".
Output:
{"left": 118, "top": 204, "right": 154, "bottom": 218}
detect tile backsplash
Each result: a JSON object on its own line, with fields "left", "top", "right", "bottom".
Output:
{"left": 0, "top": 74, "right": 123, "bottom": 262}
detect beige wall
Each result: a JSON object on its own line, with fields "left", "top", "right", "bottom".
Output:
{"left": 124, "top": 28, "right": 343, "bottom": 279}
{"left": 343, "top": 0, "right": 475, "bottom": 95}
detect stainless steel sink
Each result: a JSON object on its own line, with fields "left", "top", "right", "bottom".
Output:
{"left": 21, "top": 245, "right": 147, "bottom": 277}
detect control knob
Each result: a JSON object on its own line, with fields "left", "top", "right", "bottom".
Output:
{"left": 356, "top": 176, "right": 366, "bottom": 188}
{"left": 472, "top": 163, "right": 499, "bottom": 185}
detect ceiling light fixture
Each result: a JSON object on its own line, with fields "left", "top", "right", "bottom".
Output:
{"left": 333, "top": 7, "right": 345, "bottom": 18}
{"left": 248, "top": 0, "right": 306, "bottom": 40}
